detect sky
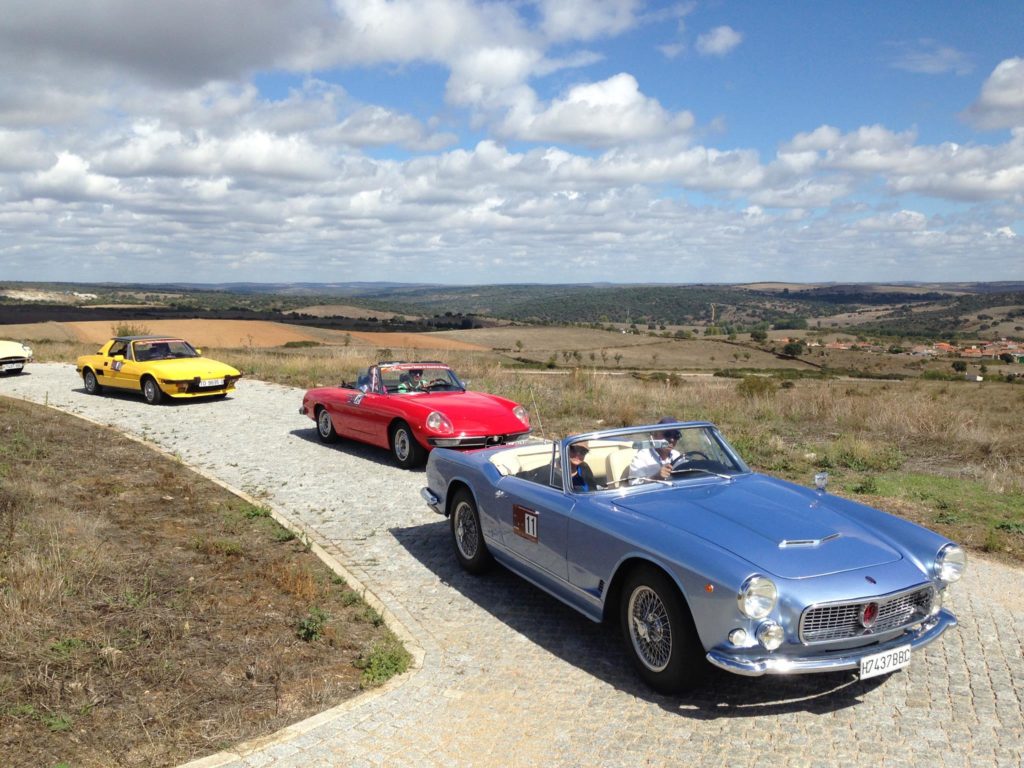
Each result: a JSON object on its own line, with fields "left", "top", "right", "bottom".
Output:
{"left": 0, "top": 0, "right": 1022, "bottom": 286}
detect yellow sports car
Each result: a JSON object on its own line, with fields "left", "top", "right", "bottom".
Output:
{"left": 76, "top": 336, "right": 241, "bottom": 404}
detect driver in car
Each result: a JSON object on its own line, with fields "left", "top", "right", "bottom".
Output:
{"left": 397, "top": 369, "right": 423, "bottom": 392}
{"left": 628, "top": 418, "right": 682, "bottom": 484}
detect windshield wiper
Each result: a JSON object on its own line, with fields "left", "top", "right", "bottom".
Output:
{"left": 670, "top": 467, "right": 733, "bottom": 480}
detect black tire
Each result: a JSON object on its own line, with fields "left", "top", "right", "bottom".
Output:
{"left": 316, "top": 406, "right": 339, "bottom": 443}
{"left": 620, "top": 564, "right": 705, "bottom": 693}
{"left": 449, "top": 489, "right": 492, "bottom": 574}
{"left": 83, "top": 369, "right": 103, "bottom": 395}
{"left": 141, "top": 376, "right": 164, "bottom": 405}
{"left": 390, "top": 420, "right": 426, "bottom": 469}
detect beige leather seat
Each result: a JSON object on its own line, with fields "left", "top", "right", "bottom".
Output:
{"left": 606, "top": 449, "right": 633, "bottom": 486}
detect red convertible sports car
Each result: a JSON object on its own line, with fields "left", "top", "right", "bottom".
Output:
{"left": 300, "top": 361, "right": 531, "bottom": 468}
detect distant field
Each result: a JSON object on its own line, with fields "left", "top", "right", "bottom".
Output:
{"left": 287, "top": 304, "right": 408, "bottom": 320}
{"left": 1, "top": 319, "right": 490, "bottom": 352}
{"left": 432, "top": 326, "right": 812, "bottom": 371}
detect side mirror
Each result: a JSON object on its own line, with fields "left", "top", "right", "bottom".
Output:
{"left": 814, "top": 472, "right": 828, "bottom": 491}
{"left": 194, "top": 348, "right": 203, "bottom": 356}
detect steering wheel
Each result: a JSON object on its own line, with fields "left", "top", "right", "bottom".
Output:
{"left": 426, "top": 378, "right": 448, "bottom": 388}
{"left": 672, "top": 451, "right": 709, "bottom": 469}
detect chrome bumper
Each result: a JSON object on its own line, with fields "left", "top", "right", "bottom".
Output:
{"left": 706, "top": 608, "right": 957, "bottom": 677}
{"left": 420, "top": 487, "right": 442, "bottom": 514}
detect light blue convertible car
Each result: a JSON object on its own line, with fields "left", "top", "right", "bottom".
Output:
{"left": 421, "top": 421, "right": 965, "bottom": 693}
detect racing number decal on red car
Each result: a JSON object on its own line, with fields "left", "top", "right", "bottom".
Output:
{"left": 512, "top": 504, "right": 538, "bottom": 543}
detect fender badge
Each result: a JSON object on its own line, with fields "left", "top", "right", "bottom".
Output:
{"left": 865, "top": 576, "right": 877, "bottom": 584}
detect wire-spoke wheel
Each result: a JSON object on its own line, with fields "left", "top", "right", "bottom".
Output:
{"left": 620, "top": 565, "right": 705, "bottom": 693}
{"left": 628, "top": 585, "right": 673, "bottom": 672}
{"left": 450, "top": 489, "right": 492, "bottom": 574}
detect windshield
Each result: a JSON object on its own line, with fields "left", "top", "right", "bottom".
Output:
{"left": 565, "top": 424, "right": 747, "bottom": 492}
{"left": 380, "top": 365, "right": 464, "bottom": 393}
{"left": 131, "top": 339, "right": 199, "bottom": 361}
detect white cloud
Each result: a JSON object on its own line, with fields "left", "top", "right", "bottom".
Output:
{"left": 695, "top": 26, "right": 742, "bottom": 57}
{"left": 500, "top": 73, "right": 695, "bottom": 146}
{"left": 537, "top": 0, "right": 641, "bottom": 42}
{"left": 888, "top": 39, "right": 973, "bottom": 75}
{"left": 967, "top": 57, "right": 1024, "bottom": 130}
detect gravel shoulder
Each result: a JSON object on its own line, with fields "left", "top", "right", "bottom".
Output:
{"left": 2, "top": 363, "right": 1023, "bottom": 768}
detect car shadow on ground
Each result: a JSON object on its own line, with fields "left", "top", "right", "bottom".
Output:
{"left": 72, "top": 386, "right": 235, "bottom": 406}
{"left": 391, "top": 519, "right": 889, "bottom": 719}
{"left": 287, "top": 427, "right": 424, "bottom": 471}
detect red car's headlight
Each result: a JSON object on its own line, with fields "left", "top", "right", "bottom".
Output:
{"left": 513, "top": 405, "right": 529, "bottom": 427}
{"left": 426, "top": 411, "right": 454, "bottom": 435}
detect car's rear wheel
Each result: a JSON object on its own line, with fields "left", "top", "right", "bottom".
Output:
{"left": 620, "top": 564, "right": 705, "bottom": 693}
{"left": 390, "top": 420, "right": 426, "bottom": 468}
{"left": 142, "top": 376, "right": 164, "bottom": 405}
{"left": 83, "top": 369, "right": 103, "bottom": 395}
{"left": 450, "top": 489, "right": 492, "bottom": 574}
{"left": 316, "top": 406, "right": 339, "bottom": 443}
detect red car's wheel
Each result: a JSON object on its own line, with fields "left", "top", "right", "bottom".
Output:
{"left": 390, "top": 420, "right": 426, "bottom": 469}
{"left": 316, "top": 406, "right": 339, "bottom": 443}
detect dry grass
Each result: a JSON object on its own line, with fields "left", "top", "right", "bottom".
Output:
{"left": 0, "top": 397, "right": 406, "bottom": 768}
{"left": 27, "top": 327, "right": 1024, "bottom": 558}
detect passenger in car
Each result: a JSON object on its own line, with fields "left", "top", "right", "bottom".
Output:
{"left": 568, "top": 441, "right": 595, "bottom": 492}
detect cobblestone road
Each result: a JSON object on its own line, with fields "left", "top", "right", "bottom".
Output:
{"left": 3, "top": 364, "right": 1023, "bottom": 767}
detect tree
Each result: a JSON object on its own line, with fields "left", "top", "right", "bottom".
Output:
{"left": 750, "top": 329, "right": 768, "bottom": 343}
{"left": 782, "top": 341, "right": 805, "bottom": 357}
{"left": 952, "top": 360, "right": 967, "bottom": 373}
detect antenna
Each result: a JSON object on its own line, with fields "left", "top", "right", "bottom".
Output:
{"left": 529, "top": 386, "right": 545, "bottom": 439}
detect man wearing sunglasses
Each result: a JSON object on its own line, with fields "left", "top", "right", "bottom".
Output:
{"left": 628, "top": 417, "right": 682, "bottom": 485}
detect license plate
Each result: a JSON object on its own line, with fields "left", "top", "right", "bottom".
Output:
{"left": 859, "top": 644, "right": 911, "bottom": 679}
{"left": 199, "top": 378, "right": 225, "bottom": 388}
{"left": 2, "top": 363, "right": 23, "bottom": 371}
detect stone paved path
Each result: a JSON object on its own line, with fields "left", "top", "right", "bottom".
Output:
{"left": 3, "top": 364, "right": 1023, "bottom": 767}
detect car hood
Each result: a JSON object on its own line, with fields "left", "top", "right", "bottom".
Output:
{"left": 146, "top": 358, "right": 240, "bottom": 379}
{"left": 403, "top": 391, "right": 527, "bottom": 434}
{"left": 614, "top": 474, "right": 902, "bottom": 579}
{"left": 0, "top": 340, "right": 30, "bottom": 357}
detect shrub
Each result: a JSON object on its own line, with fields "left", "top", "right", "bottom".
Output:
{"left": 356, "top": 638, "right": 411, "bottom": 688}
{"left": 736, "top": 376, "right": 777, "bottom": 398}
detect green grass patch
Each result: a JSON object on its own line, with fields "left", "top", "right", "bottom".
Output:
{"left": 355, "top": 638, "right": 411, "bottom": 688}
{"left": 870, "top": 472, "right": 1024, "bottom": 542}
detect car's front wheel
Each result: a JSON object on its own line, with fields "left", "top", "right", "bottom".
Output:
{"left": 390, "top": 420, "right": 426, "bottom": 468}
{"left": 450, "top": 489, "right": 492, "bottom": 574}
{"left": 141, "top": 376, "right": 164, "bottom": 405}
{"left": 83, "top": 369, "right": 103, "bottom": 395}
{"left": 316, "top": 406, "right": 339, "bottom": 443}
{"left": 620, "top": 564, "right": 705, "bottom": 693}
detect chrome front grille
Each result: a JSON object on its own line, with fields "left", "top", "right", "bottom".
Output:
{"left": 799, "top": 585, "right": 934, "bottom": 644}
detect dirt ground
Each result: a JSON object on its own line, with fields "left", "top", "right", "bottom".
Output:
{"left": 1, "top": 319, "right": 489, "bottom": 352}
{"left": 0, "top": 397, "right": 401, "bottom": 768}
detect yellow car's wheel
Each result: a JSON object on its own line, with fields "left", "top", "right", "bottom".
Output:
{"left": 142, "top": 376, "right": 164, "bottom": 405}
{"left": 83, "top": 369, "right": 103, "bottom": 395}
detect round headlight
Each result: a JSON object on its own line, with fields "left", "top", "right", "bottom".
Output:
{"left": 935, "top": 543, "right": 966, "bottom": 583}
{"left": 425, "top": 411, "right": 454, "bottom": 435}
{"left": 513, "top": 405, "right": 529, "bottom": 427}
{"left": 737, "top": 575, "right": 777, "bottom": 619}
{"left": 756, "top": 621, "right": 784, "bottom": 651}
